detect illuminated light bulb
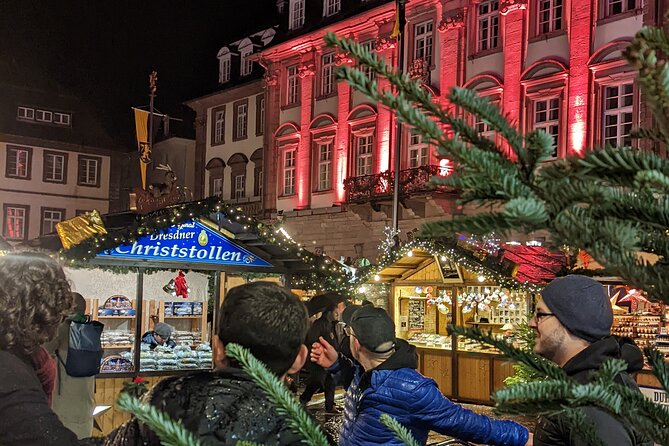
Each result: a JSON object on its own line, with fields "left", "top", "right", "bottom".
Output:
{"left": 478, "top": 276, "right": 486, "bottom": 283}
{"left": 407, "top": 250, "right": 413, "bottom": 257}
{"left": 374, "top": 274, "right": 381, "bottom": 282}
{"left": 358, "top": 286, "right": 367, "bottom": 294}
{"left": 440, "top": 255, "right": 447, "bottom": 262}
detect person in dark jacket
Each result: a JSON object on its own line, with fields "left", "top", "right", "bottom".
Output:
{"left": 338, "top": 304, "right": 362, "bottom": 389}
{"left": 0, "top": 252, "right": 80, "bottom": 446}
{"left": 311, "top": 306, "right": 531, "bottom": 446}
{"left": 104, "top": 282, "right": 309, "bottom": 446}
{"left": 530, "top": 275, "right": 651, "bottom": 446}
{"left": 299, "top": 294, "right": 344, "bottom": 413}
{"left": 140, "top": 322, "right": 176, "bottom": 350}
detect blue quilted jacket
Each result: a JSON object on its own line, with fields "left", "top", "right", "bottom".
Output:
{"left": 331, "top": 340, "right": 528, "bottom": 446}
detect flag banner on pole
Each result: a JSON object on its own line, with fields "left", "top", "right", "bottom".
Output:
{"left": 134, "top": 109, "right": 150, "bottom": 189}
{"left": 390, "top": 0, "right": 405, "bottom": 38}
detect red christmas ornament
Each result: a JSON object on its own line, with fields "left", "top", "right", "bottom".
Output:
{"left": 174, "top": 271, "right": 189, "bottom": 299}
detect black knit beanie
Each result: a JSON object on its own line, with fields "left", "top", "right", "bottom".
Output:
{"left": 540, "top": 275, "right": 613, "bottom": 343}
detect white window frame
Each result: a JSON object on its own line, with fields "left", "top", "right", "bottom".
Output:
{"left": 533, "top": 97, "right": 561, "bottom": 157}
{"left": 259, "top": 97, "right": 265, "bottom": 134}
{"left": 537, "top": 0, "right": 563, "bottom": 34}
{"left": 219, "top": 56, "right": 231, "bottom": 83}
{"left": 605, "top": 0, "right": 637, "bottom": 17}
{"left": 414, "top": 21, "right": 434, "bottom": 67}
{"left": 287, "top": 65, "right": 299, "bottom": 105}
{"left": 212, "top": 177, "right": 223, "bottom": 196}
{"left": 317, "top": 142, "right": 333, "bottom": 191}
{"left": 289, "top": 0, "right": 305, "bottom": 29}
{"left": 17, "top": 106, "right": 34, "bottom": 120}
{"left": 241, "top": 48, "right": 254, "bottom": 76}
{"left": 214, "top": 109, "right": 225, "bottom": 144}
{"left": 321, "top": 53, "right": 336, "bottom": 96}
{"left": 408, "top": 132, "right": 430, "bottom": 168}
{"left": 78, "top": 157, "right": 99, "bottom": 186}
{"left": 236, "top": 103, "right": 248, "bottom": 139}
{"left": 41, "top": 209, "right": 63, "bottom": 236}
{"left": 4, "top": 206, "right": 27, "bottom": 240}
{"left": 603, "top": 82, "right": 635, "bottom": 147}
{"left": 44, "top": 152, "right": 66, "bottom": 182}
{"left": 477, "top": 0, "right": 500, "bottom": 52}
{"left": 360, "top": 40, "right": 376, "bottom": 81}
{"left": 7, "top": 147, "right": 30, "bottom": 178}
{"left": 35, "top": 109, "right": 53, "bottom": 123}
{"left": 53, "top": 112, "right": 71, "bottom": 126}
{"left": 283, "top": 149, "right": 296, "bottom": 195}
{"left": 323, "top": 0, "right": 341, "bottom": 17}
{"left": 356, "top": 135, "right": 374, "bottom": 176}
{"left": 234, "top": 174, "right": 246, "bottom": 199}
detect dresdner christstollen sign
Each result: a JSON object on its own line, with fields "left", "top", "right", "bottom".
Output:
{"left": 97, "top": 220, "right": 271, "bottom": 267}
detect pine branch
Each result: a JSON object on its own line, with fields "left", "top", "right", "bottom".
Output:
{"left": 379, "top": 414, "right": 421, "bottom": 446}
{"left": 225, "top": 343, "right": 330, "bottom": 446}
{"left": 116, "top": 393, "right": 201, "bottom": 446}
{"left": 644, "top": 347, "right": 669, "bottom": 392}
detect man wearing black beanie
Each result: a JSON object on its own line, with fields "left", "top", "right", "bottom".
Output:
{"left": 531, "top": 275, "right": 651, "bottom": 446}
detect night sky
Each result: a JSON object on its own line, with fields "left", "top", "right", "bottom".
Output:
{"left": 0, "top": 0, "right": 278, "bottom": 149}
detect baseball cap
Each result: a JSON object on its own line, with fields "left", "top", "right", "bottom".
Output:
{"left": 348, "top": 306, "right": 395, "bottom": 353}
{"left": 341, "top": 304, "right": 362, "bottom": 325}
{"left": 154, "top": 322, "right": 172, "bottom": 339}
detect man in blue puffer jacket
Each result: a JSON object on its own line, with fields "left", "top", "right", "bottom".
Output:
{"left": 311, "top": 306, "right": 531, "bottom": 446}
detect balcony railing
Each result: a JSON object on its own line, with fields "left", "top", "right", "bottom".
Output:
{"left": 344, "top": 165, "right": 446, "bottom": 203}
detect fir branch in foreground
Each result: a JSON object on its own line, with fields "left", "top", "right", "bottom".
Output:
{"left": 447, "top": 325, "right": 565, "bottom": 380}
{"left": 117, "top": 393, "right": 201, "bottom": 446}
{"left": 225, "top": 343, "right": 330, "bottom": 446}
{"left": 380, "top": 414, "right": 420, "bottom": 446}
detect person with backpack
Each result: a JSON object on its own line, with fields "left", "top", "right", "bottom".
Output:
{"left": 0, "top": 252, "right": 80, "bottom": 446}
{"left": 45, "top": 292, "right": 99, "bottom": 439}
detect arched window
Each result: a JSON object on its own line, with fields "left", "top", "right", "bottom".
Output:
{"left": 217, "top": 47, "right": 231, "bottom": 84}
{"left": 228, "top": 153, "right": 249, "bottom": 200}
{"left": 463, "top": 74, "right": 504, "bottom": 143}
{"left": 347, "top": 105, "right": 377, "bottom": 177}
{"left": 205, "top": 158, "right": 225, "bottom": 196}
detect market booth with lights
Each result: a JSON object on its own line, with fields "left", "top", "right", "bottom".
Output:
{"left": 34, "top": 201, "right": 348, "bottom": 435}
{"left": 361, "top": 237, "right": 564, "bottom": 405}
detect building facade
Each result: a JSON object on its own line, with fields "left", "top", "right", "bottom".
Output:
{"left": 0, "top": 79, "right": 122, "bottom": 243}
{"left": 187, "top": 28, "right": 276, "bottom": 217}
{"left": 250, "top": 0, "right": 662, "bottom": 261}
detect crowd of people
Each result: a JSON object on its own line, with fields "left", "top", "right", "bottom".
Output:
{"left": 0, "top": 251, "right": 652, "bottom": 445}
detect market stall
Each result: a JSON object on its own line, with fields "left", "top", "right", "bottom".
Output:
{"left": 32, "top": 201, "right": 349, "bottom": 434}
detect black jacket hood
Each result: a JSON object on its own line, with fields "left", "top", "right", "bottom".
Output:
{"left": 376, "top": 338, "right": 418, "bottom": 371}
{"left": 563, "top": 336, "right": 645, "bottom": 380}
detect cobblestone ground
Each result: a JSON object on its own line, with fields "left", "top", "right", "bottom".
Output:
{"left": 303, "top": 391, "right": 536, "bottom": 445}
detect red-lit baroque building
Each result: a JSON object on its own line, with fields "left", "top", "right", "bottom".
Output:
{"left": 196, "top": 0, "right": 665, "bottom": 261}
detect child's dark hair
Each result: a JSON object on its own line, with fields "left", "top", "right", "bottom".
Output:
{"left": 218, "top": 282, "right": 308, "bottom": 375}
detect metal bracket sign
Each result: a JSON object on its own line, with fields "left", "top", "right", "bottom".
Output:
{"left": 97, "top": 220, "right": 271, "bottom": 267}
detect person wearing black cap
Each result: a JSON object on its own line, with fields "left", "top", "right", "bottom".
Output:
{"left": 530, "top": 275, "right": 650, "bottom": 446}
{"left": 311, "top": 306, "right": 531, "bottom": 446}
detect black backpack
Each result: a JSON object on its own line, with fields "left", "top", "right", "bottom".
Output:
{"left": 56, "top": 319, "right": 104, "bottom": 377}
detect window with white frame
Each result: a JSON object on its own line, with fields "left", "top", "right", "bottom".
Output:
{"left": 533, "top": 97, "right": 560, "bottom": 157}
{"left": 409, "top": 131, "right": 430, "bottom": 168}
{"left": 256, "top": 95, "right": 265, "bottom": 136}
{"left": 241, "top": 48, "right": 254, "bottom": 76}
{"left": 321, "top": 53, "right": 336, "bottom": 96}
{"left": 414, "top": 21, "right": 434, "bottom": 67}
{"left": 219, "top": 57, "right": 231, "bottom": 83}
{"left": 283, "top": 149, "right": 296, "bottom": 195}
{"left": 4, "top": 205, "right": 28, "bottom": 240}
{"left": 53, "top": 112, "right": 71, "bottom": 126}
{"left": 35, "top": 109, "right": 52, "bottom": 123}
{"left": 537, "top": 0, "right": 563, "bottom": 34}
{"left": 323, "top": 0, "right": 341, "bottom": 17}
{"left": 44, "top": 151, "right": 66, "bottom": 183}
{"left": 41, "top": 208, "right": 63, "bottom": 236}
{"left": 356, "top": 135, "right": 374, "bottom": 176}
{"left": 212, "top": 177, "right": 223, "bottom": 196}
{"left": 6, "top": 146, "right": 31, "bottom": 179}
{"left": 605, "top": 0, "right": 637, "bottom": 17}
{"left": 234, "top": 174, "right": 246, "bottom": 199}
{"left": 290, "top": 0, "right": 305, "bottom": 29}
{"left": 317, "top": 142, "right": 332, "bottom": 191}
{"left": 287, "top": 65, "right": 299, "bottom": 105}
{"left": 17, "top": 106, "right": 34, "bottom": 120}
{"left": 475, "top": 115, "right": 496, "bottom": 140}
{"left": 603, "top": 82, "right": 634, "bottom": 147}
{"left": 477, "top": 0, "right": 500, "bottom": 52}
{"left": 360, "top": 40, "right": 376, "bottom": 81}
{"left": 235, "top": 102, "right": 248, "bottom": 140}
{"left": 78, "top": 155, "right": 100, "bottom": 186}
{"left": 214, "top": 109, "right": 225, "bottom": 144}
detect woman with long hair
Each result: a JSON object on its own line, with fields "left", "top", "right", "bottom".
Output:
{"left": 0, "top": 251, "right": 79, "bottom": 445}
